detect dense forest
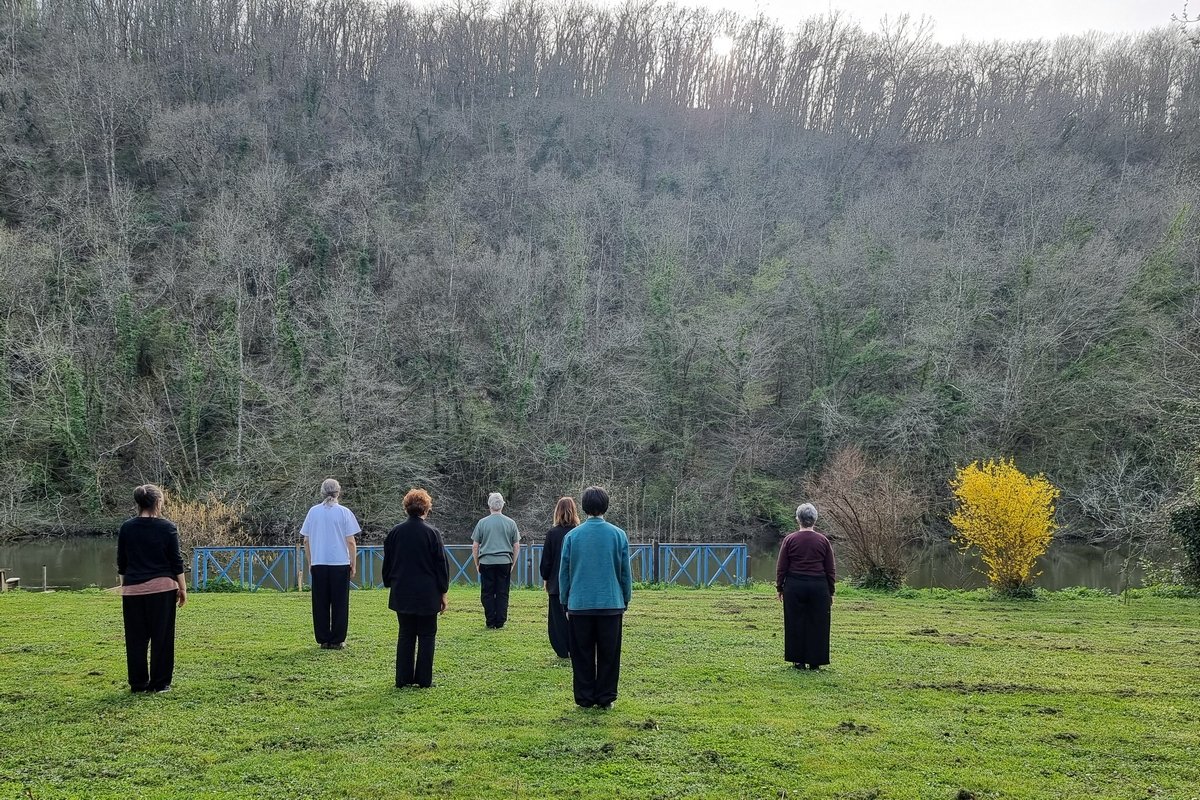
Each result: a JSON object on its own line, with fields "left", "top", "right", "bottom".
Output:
{"left": 1, "top": 0, "right": 1198, "bottom": 542}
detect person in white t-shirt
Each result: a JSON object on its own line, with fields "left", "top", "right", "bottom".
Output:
{"left": 301, "top": 478, "right": 361, "bottom": 649}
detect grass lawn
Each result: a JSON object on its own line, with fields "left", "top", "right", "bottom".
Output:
{"left": 1, "top": 585, "right": 1198, "bottom": 799}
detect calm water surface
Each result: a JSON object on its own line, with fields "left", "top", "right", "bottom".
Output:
{"left": 0, "top": 535, "right": 1158, "bottom": 592}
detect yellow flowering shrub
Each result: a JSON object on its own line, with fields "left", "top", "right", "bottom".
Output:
{"left": 949, "top": 458, "right": 1060, "bottom": 594}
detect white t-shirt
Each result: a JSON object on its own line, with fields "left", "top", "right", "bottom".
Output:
{"left": 300, "top": 502, "right": 361, "bottom": 566}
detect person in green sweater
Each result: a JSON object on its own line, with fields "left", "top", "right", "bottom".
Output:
{"left": 471, "top": 492, "right": 521, "bottom": 628}
{"left": 558, "top": 486, "right": 632, "bottom": 710}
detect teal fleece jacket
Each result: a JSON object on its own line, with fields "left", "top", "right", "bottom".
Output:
{"left": 558, "top": 516, "right": 632, "bottom": 612}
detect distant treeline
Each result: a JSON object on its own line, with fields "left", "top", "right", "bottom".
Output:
{"left": 0, "top": 0, "right": 1197, "bottom": 542}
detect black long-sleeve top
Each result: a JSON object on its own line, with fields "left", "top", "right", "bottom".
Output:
{"left": 382, "top": 514, "right": 450, "bottom": 615}
{"left": 117, "top": 517, "right": 185, "bottom": 586}
{"left": 539, "top": 524, "right": 574, "bottom": 595}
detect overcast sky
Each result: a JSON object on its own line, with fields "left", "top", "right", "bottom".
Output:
{"left": 487, "top": 0, "right": 1180, "bottom": 45}
{"left": 702, "top": 0, "right": 1177, "bottom": 44}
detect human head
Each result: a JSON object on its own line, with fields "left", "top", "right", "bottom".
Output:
{"left": 487, "top": 492, "right": 505, "bottom": 512}
{"left": 133, "top": 484, "right": 164, "bottom": 514}
{"left": 796, "top": 502, "right": 818, "bottom": 528}
{"left": 553, "top": 496, "right": 580, "bottom": 528}
{"left": 404, "top": 488, "right": 432, "bottom": 517}
{"left": 581, "top": 486, "right": 609, "bottom": 517}
{"left": 321, "top": 478, "right": 342, "bottom": 505}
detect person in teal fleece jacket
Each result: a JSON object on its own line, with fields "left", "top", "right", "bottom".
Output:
{"left": 558, "top": 486, "right": 632, "bottom": 709}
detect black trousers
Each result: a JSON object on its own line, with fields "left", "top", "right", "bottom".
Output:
{"left": 310, "top": 565, "right": 351, "bottom": 645}
{"left": 122, "top": 589, "right": 177, "bottom": 691}
{"left": 396, "top": 612, "right": 438, "bottom": 688}
{"left": 479, "top": 563, "right": 512, "bottom": 627}
{"left": 547, "top": 594, "right": 570, "bottom": 658}
{"left": 783, "top": 574, "right": 832, "bottom": 667}
{"left": 568, "top": 614, "right": 623, "bottom": 707}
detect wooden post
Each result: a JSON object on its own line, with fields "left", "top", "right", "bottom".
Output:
{"left": 42, "top": 565, "right": 48, "bottom": 592}
{"left": 296, "top": 542, "right": 304, "bottom": 591}
{"left": 0, "top": 569, "right": 6, "bottom": 592}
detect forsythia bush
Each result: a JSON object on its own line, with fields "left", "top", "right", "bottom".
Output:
{"left": 164, "top": 491, "right": 249, "bottom": 556}
{"left": 949, "top": 458, "right": 1060, "bottom": 594}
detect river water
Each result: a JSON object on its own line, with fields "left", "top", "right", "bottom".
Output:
{"left": 0, "top": 535, "right": 1157, "bottom": 591}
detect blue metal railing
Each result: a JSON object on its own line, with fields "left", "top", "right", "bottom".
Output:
{"left": 193, "top": 542, "right": 747, "bottom": 590}
{"left": 658, "top": 543, "right": 748, "bottom": 587}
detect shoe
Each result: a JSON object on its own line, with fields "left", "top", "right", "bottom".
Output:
{"left": 130, "top": 685, "right": 150, "bottom": 693}
{"left": 151, "top": 685, "right": 172, "bottom": 694}
{"left": 793, "top": 663, "right": 805, "bottom": 670}
{"left": 320, "top": 643, "right": 330, "bottom": 649}
{"left": 330, "top": 642, "right": 346, "bottom": 650}
{"left": 576, "top": 702, "right": 594, "bottom": 709}
{"left": 598, "top": 702, "right": 613, "bottom": 710}
{"left": 808, "top": 665, "right": 821, "bottom": 671}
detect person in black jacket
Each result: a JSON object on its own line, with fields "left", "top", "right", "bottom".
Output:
{"left": 382, "top": 488, "right": 449, "bottom": 688}
{"left": 538, "top": 496, "right": 579, "bottom": 658}
{"left": 116, "top": 484, "right": 187, "bottom": 693}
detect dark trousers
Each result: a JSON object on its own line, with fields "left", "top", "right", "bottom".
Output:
{"left": 783, "top": 574, "right": 832, "bottom": 667}
{"left": 568, "top": 614, "right": 623, "bottom": 707}
{"left": 122, "top": 590, "right": 177, "bottom": 691}
{"left": 547, "top": 594, "right": 570, "bottom": 658}
{"left": 310, "top": 565, "right": 351, "bottom": 645}
{"left": 479, "top": 563, "right": 512, "bottom": 627}
{"left": 396, "top": 612, "right": 438, "bottom": 688}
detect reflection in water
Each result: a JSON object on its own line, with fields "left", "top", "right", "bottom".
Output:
{"left": 750, "top": 539, "right": 1151, "bottom": 592}
{"left": 0, "top": 535, "right": 1164, "bottom": 592}
{"left": 0, "top": 536, "right": 120, "bottom": 589}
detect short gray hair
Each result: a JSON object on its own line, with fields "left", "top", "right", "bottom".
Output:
{"left": 487, "top": 492, "right": 505, "bottom": 511}
{"left": 796, "top": 503, "right": 818, "bottom": 526}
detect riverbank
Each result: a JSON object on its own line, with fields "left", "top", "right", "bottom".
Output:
{"left": 0, "top": 534, "right": 1169, "bottom": 591}
{"left": 2, "top": 586, "right": 1198, "bottom": 799}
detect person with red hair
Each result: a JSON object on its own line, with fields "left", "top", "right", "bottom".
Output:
{"left": 539, "top": 496, "right": 580, "bottom": 658}
{"left": 382, "top": 488, "right": 449, "bottom": 688}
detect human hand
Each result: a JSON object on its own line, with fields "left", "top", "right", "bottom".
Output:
{"left": 177, "top": 588, "right": 187, "bottom": 608}
{"left": 439, "top": 594, "right": 448, "bottom": 614}
{"left": 350, "top": 562, "right": 357, "bottom": 579}
{"left": 776, "top": 592, "right": 783, "bottom": 602}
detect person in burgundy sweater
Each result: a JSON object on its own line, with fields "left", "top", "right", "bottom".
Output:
{"left": 775, "top": 503, "right": 836, "bottom": 670}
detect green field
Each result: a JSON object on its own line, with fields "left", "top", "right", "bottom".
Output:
{"left": 1, "top": 586, "right": 1198, "bottom": 799}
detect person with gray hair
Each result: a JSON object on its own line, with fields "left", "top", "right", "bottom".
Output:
{"left": 300, "top": 478, "right": 361, "bottom": 649}
{"left": 471, "top": 491, "right": 521, "bottom": 628}
{"left": 775, "top": 502, "right": 836, "bottom": 670}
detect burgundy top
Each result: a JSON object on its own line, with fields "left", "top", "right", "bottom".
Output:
{"left": 775, "top": 529, "right": 836, "bottom": 595}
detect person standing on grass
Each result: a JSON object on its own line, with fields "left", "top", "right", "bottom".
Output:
{"left": 539, "top": 497, "right": 579, "bottom": 659}
{"left": 301, "top": 478, "right": 360, "bottom": 650}
{"left": 558, "top": 486, "right": 632, "bottom": 710}
{"left": 471, "top": 492, "right": 520, "bottom": 629}
{"left": 382, "top": 488, "right": 449, "bottom": 688}
{"left": 117, "top": 484, "right": 186, "bottom": 694}
{"left": 775, "top": 502, "right": 836, "bottom": 670}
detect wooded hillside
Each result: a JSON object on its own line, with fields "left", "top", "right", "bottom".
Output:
{"left": 1, "top": 0, "right": 1198, "bottom": 540}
